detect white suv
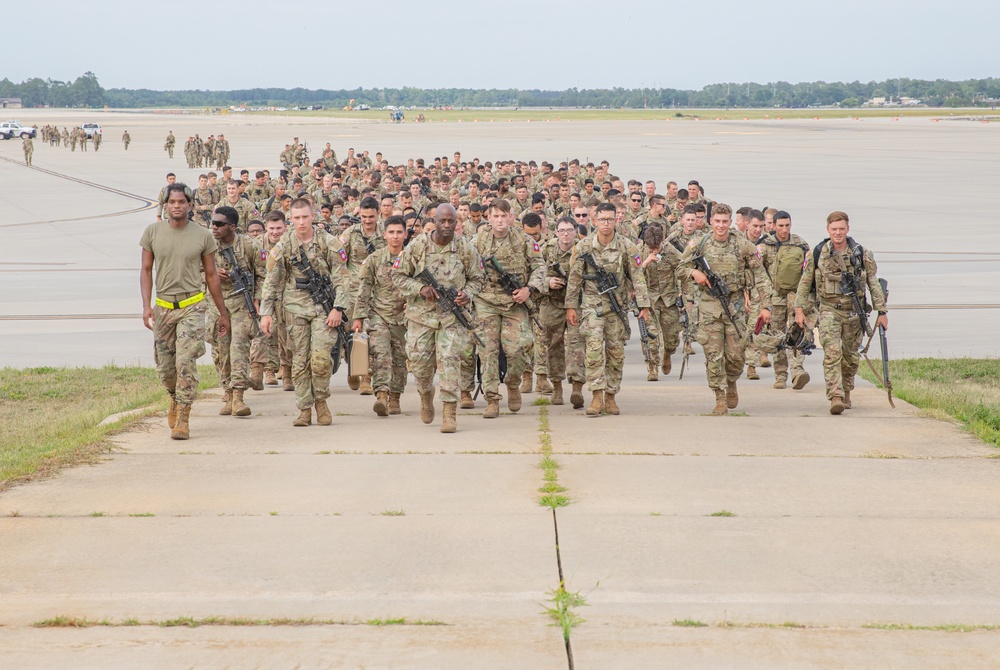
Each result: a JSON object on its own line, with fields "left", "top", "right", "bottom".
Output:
{"left": 0, "top": 121, "right": 35, "bottom": 139}
{"left": 82, "top": 123, "right": 102, "bottom": 138}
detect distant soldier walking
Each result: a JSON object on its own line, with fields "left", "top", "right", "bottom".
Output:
{"left": 22, "top": 136, "right": 33, "bottom": 166}
{"left": 140, "top": 183, "right": 230, "bottom": 440}
{"left": 122, "top": 130, "right": 131, "bottom": 150}
{"left": 164, "top": 131, "right": 176, "bottom": 158}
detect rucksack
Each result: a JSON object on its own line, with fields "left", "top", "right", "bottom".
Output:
{"left": 774, "top": 241, "right": 808, "bottom": 291}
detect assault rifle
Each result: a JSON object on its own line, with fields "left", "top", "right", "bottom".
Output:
{"left": 415, "top": 267, "right": 484, "bottom": 347}
{"left": 552, "top": 262, "right": 568, "bottom": 281}
{"left": 877, "top": 278, "right": 894, "bottom": 408}
{"left": 840, "top": 265, "right": 872, "bottom": 340}
{"left": 579, "top": 251, "right": 630, "bottom": 332}
{"left": 484, "top": 256, "right": 542, "bottom": 329}
{"left": 221, "top": 246, "right": 260, "bottom": 330}
{"left": 632, "top": 298, "right": 652, "bottom": 365}
{"left": 677, "top": 295, "right": 691, "bottom": 380}
{"left": 292, "top": 248, "right": 350, "bottom": 373}
{"left": 691, "top": 252, "right": 743, "bottom": 339}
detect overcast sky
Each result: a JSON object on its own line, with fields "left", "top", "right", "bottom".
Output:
{"left": 6, "top": 0, "right": 998, "bottom": 91}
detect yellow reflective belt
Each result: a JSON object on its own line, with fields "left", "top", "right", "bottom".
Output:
{"left": 155, "top": 292, "right": 205, "bottom": 310}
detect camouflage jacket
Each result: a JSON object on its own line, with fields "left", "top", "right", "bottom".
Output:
{"left": 474, "top": 227, "right": 546, "bottom": 314}
{"left": 679, "top": 233, "right": 770, "bottom": 316}
{"left": 796, "top": 238, "right": 887, "bottom": 314}
{"left": 539, "top": 238, "right": 575, "bottom": 309}
{"left": 260, "top": 229, "right": 350, "bottom": 319}
{"left": 639, "top": 240, "right": 685, "bottom": 309}
{"left": 207, "top": 233, "right": 265, "bottom": 314}
{"left": 353, "top": 246, "right": 406, "bottom": 326}
{"left": 565, "top": 233, "right": 651, "bottom": 313}
{"left": 393, "top": 232, "right": 485, "bottom": 330}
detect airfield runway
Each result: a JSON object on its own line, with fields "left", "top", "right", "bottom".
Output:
{"left": 1, "top": 110, "right": 999, "bottom": 668}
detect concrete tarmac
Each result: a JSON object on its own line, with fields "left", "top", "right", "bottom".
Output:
{"left": 1, "top": 111, "right": 999, "bottom": 667}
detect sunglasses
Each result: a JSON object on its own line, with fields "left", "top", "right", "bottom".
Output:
{"left": 574, "top": 213, "right": 589, "bottom": 218}
{"left": 211, "top": 221, "right": 230, "bottom": 227}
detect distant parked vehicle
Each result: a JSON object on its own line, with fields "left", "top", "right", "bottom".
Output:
{"left": 82, "top": 123, "right": 102, "bottom": 138}
{"left": 0, "top": 121, "right": 35, "bottom": 139}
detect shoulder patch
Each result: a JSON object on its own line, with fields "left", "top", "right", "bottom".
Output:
{"left": 688, "top": 239, "right": 697, "bottom": 248}
{"left": 338, "top": 248, "right": 348, "bottom": 262}
{"left": 261, "top": 249, "right": 268, "bottom": 261}
{"left": 269, "top": 241, "right": 283, "bottom": 260}
{"left": 533, "top": 241, "right": 540, "bottom": 253}
{"left": 634, "top": 253, "right": 642, "bottom": 267}
{"left": 392, "top": 255, "right": 401, "bottom": 269}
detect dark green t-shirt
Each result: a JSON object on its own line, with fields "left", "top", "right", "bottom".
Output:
{"left": 140, "top": 220, "right": 217, "bottom": 298}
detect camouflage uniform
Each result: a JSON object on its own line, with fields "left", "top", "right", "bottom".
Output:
{"left": 332, "top": 222, "right": 387, "bottom": 321}
{"left": 680, "top": 233, "right": 769, "bottom": 393}
{"left": 565, "top": 234, "right": 651, "bottom": 395}
{"left": 206, "top": 234, "right": 265, "bottom": 394}
{"left": 22, "top": 137, "right": 32, "bottom": 166}
{"left": 393, "top": 232, "right": 484, "bottom": 404}
{"left": 250, "top": 236, "right": 291, "bottom": 378}
{"left": 164, "top": 132, "right": 175, "bottom": 158}
{"left": 759, "top": 232, "right": 813, "bottom": 385}
{"left": 640, "top": 240, "right": 686, "bottom": 375}
{"left": 539, "top": 239, "right": 584, "bottom": 384}
{"left": 354, "top": 246, "right": 408, "bottom": 395}
{"left": 261, "top": 230, "right": 350, "bottom": 411}
{"left": 193, "top": 186, "right": 220, "bottom": 227}
{"left": 796, "top": 238, "right": 886, "bottom": 402}
{"left": 215, "top": 198, "right": 256, "bottom": 232}
{"left": 474, "top": 228, "right": 546, "bottom": 402}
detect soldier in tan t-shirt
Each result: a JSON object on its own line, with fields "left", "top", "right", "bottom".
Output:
{"left": 140, "top": 183, "right": 229, "bottom": 440}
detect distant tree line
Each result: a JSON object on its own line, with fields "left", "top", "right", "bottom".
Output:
{"left": 2, "top": 73, "right": 1000, "bottom": 109}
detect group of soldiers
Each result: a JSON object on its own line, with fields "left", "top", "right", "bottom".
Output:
{"left": 143, "top": 144, "right": 889, "bottom": 439}
{"left": 176, "top": 132, "right": 232, "bottom": 169}
{"left": 35, "top": 125, "right": 103, "bottom": 151}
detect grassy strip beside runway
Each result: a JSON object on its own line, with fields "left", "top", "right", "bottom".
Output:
{"left": 860, "top": 358, "right": 1000, "bottom": 448}
{"left": 0, "top": 365, "right": 218, "bottom": 489}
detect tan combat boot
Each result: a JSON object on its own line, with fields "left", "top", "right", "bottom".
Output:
{"left": 460, "top": 391, "right": 475, "bottom": 409}
{"left": 661, "top": 354, "right": 672, "bottom": 376}
{"left": 792, "top": 371, "right": 811, "bottom": 390}
{"left": 586, "top": 390, "right": 604, "bottom": 417}
{"left": 347, "top": 375, "right": 361, "bottom": 391}
{"left": 232, "top": 388, "right": 251, "bottom": 417}
{"left": 171, "top": 405, "right": 191, "bottom": 439}
{"left": 219, "top": 390, "right": 233, "bottom": 416}
{"left": 759, "top": 352, "right": 771, "bottom": 368}
{"left": 647, "top": 360, "right": 658, "bottom": 382}
{"left": 265, "top": 369, "right": 278, "bottom": 386}
{"left": 604, "top": 393, "right": 620, "bottom": 415}
{"left": 507, "top": 384, "right": 522, "bottom": 412}
{"left": 388, "top": 392, "right": 402, "bottom": 415}
{"left": 570, "top": 382, "right": 585, "bottom": 409}
{"left": 520, "top": 371, "right": 533, "bottom": 393}
{"left": 419, "top": 389, "right": 435, "bottom": 424}
{"left": 746, "top": 365, "right": 759, "bottom": 380}
{"left": 843, "top": 389, "right": 852, "bottom": 409}
{"left": 830, "top": 396, "right": 845, "bottom": 415}
{"left": 293, "top": 407, "right": 312, "bottom": 427}
{"left": 249, "top": 363, "right": 264, "bottom": 390}
{"left": 551, "top": 381, "right": 564, "bottom": 406}
{"left": 167, "top": 393, "right": 179, "bottom": 428}
{"left": 373, "top": 391, "right": 389, "bottom": 417}
{"left": 536, "top": 374, "right": 553, "bottom": 394}
{"left": 359, "top": 375, "right": 374, "bottom": 396}
{"left": 483, "top": 397, "right": 500, "bottom": 419}
{"left": 281, "top": 365, "right": 294, "bottom": 391}
{"left": 773, "top": 375, "right": 787, "bottom": 390}
{"left": 712, "top": 389, "right": 728, "bottom": 415}
{"left": 440, "top": 401, "right": 457, "bottom": 433}
{"left": 726, "top": 380, "right": 739, "bottom": 409}
{"left": 315, "top": 399, "right": 332, "bottom": 425}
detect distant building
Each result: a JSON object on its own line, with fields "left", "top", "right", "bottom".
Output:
{"left": 0, "top": 98, "right": 23, "bottom": 109}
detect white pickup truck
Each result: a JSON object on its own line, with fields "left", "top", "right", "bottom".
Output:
{"left": 0, "top": 121, "right": 36, "bottom": 139}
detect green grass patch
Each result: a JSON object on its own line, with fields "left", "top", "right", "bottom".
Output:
{"left": 545, "top": 587, "right": 588, "bottom": 641}
{"left": 378, "top": 509, "right": 406, "bottom": 516}
{"left": 0, "top": 365, "right": 218, "bottom": 490}
{"left": 860, "top": 358, "right": 1000, "bottom": 448}
{"left": 708, "top": 510, "right": 736, "bottom": 517}
{"left": 672, "top": 618, "right": 709, "bottom": 627}
{"left": 862, "top": 622, "right": 1000, "bottom": 633}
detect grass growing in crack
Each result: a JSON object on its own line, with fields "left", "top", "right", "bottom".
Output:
{"left": 89, "top": 512, "right": 106, "bottom": 517}
{"left": 862, "top": 622, "right": 1000, "bottom": 633}
{"left": 673, "top": 618, "right": 709, "bottom": 627}
{"left": 128, "top": 513, "right": 155, "bottom": 517}
{"left": 378, "top": 509, "right": 406, "bottom": 516}
{"left": 708, "top": 510, "right": 736, "bottom": 517}
{"left": 545, "top": 587, "right": 587, "bottom": 642}
{"left": 35, "top": 615, "right": 451, "bottom": 628}
{"left": 536, "top": 406, "right": 569, "bottom": 509}
{"left": 533, "top": 396, "right": 551, "bottom": 406}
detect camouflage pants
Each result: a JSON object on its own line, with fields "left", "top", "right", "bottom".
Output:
{"left": 818, "top": 307, "right": 863, "bottom": 400}
{"left": 367, "top": 314, "right": 408, "bottom": 394}
{"left": 646, "top": 300, "right": 682, "bottom": 364}
{"left": 771, "top": 294, "right": 806, "bottom": 379}
{"left": 580, "top": 307, "right": 628, "bottom": 394}
{"left": 251, "top": 305, "right": 291, "bottom": 372}
{"left": 24, "top": 149, "right": 32, "bottom": 166}
{"left": 285, "top": 310, "right": 336, "bottom": 410}
{"left": 207, "top": 305, "right": 255, "bottom": 391}
{"left": 461, "top": 344, "right": 477, "bottom": 394}
{"left": 476, "top": 307, "right": 532, "bottom": 400}
{"left": 152, "top": 302, "right": 206, "bottom": 406}
{"left": 540, "top": 307, "right": 584, "bottom": 383}
{"left": 407, "top": 320, "right": 472, "bottom": 404}
{"left": 530, "top": 315, "right": 549, "bottom": 375}
{"left": 700, "top": 307, "right": 746, "bottom": 390}
{"left": 743, "top": 296, "right": 764, "bottom": 365}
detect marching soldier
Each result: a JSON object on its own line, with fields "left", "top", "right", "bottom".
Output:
{"left": 539, "top": 217, "right": 586, "bottom": 407}
{"left": 122, "top": 130, "right": 131, "bottom": 150}
{"left": 164, "top": 131, "right": 175, "bottom": 158}
{"left": 638, "top": 223, "right": 686, "bottom": 380}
